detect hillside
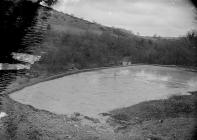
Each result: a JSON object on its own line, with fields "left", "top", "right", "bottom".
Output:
{"left": 2, "top": 0, "right": 195, "bottom": 74}
{"left": 27, "top": 5, "right": 196, "bottom": 75}
{"left": 43, "top": 6, "right": 135, "bottom": 38}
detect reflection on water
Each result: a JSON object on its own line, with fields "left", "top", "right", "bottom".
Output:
{"left": 134, "top": 70, "right": 189, "bottom": 89}
{"left": 187, "top": 80, "right": 197, "bottom": 91}
{"left": 10, "top": 65, "right": 197, "bottom": 116}
{"left": 135, "top": 70, "right": 170, "bottom": 81}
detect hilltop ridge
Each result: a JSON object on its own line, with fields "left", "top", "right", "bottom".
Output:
{"left": 42, "top": 5, "right": 136, "bottom": 37}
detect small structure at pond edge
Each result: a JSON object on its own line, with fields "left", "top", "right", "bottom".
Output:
{"left": 121, "top": 57, "right": 132, "bottom": 66}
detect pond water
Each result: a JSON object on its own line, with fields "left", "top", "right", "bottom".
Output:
{"left": 10, "top": 65, "right": 197, "bottom": 117}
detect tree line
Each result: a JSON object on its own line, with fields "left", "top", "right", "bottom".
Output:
{"left": 33, "top": 30, "right": 197, "bottom": 74}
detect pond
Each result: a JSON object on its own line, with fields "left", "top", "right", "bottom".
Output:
{"left": 10, "top": 65, "right": 197, "bottom": 117}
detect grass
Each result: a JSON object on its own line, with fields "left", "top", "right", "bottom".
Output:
{"left": 110, "top": 94, "right": 196, "bottom": 122}
{"left": 108, "top": 94, "right": 197, "bottom": 139}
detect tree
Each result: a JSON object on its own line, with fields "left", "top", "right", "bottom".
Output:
{"left": 186, "top": 30, "right": 197, "bottom": 66}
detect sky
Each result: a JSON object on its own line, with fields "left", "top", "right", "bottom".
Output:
{"left": 51, "top": 0, "right": 197, "bottom": 37}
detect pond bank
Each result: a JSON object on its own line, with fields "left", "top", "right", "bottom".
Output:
{"left": 0, "top": 91, "right": 196, "bottom": 139}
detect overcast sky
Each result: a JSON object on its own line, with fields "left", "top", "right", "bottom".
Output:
{"left": 52, "top": 0, "right": 197, "bottom": 37}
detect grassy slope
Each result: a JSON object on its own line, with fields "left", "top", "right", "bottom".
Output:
{"left": 48, "top": 8, "right": 134, "bottom": 36}
{"left": 108, "top": 94, "right": 197, "bottom": 140}
{"left": 110, "top": 95, "right": 196, "bottom": 122}
{"left": 29, "top": 6, "right": 196, "bottom": 77}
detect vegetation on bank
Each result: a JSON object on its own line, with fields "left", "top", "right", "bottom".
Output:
{"left": 110, "top": 94, "right": 196, "bottom": 122}
{"left": 32, "top": 28, "right": 197, "bottom": 74}
{"left": 108, "top": 94, "right": 197, "bottom": 139}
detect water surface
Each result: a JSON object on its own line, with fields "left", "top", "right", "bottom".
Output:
{"left": 10, "top": 65, "right": 197, "bottom": 116}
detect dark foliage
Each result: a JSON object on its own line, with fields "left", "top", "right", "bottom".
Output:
{"left": 33, "top": 29, "right": 197, "bottom": 73}
{"left": 0, "top": 0, "right": 40, "bottom": 62}
{"left": 190, "top": 0, "right": 197, "bottom": 8}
